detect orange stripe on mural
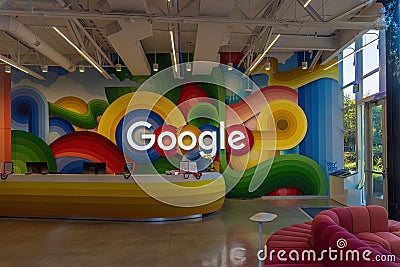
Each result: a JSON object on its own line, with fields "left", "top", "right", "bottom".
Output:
{"left": 50, "top": 131, "right": 125, "bottom": 174}
{"left": 226, "top": 86, "right": 298, "bottom": 126}
{"left": 0, "top": 65, "right": 11, "bottom": 162}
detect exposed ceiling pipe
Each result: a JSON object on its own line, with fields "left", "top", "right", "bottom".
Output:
{"left": 0, "top": 10, "right": 384, "bottom": 30}
{"left": 0, "top": 16, "right": 75, "bottom": 72}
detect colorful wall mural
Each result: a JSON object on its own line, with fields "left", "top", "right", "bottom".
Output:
{"left": 10, "top": 53, "right": 341, "bottom": 198}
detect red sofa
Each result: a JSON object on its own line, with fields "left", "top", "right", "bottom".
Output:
{"left": 266, "top": 206, "right": 400, "bottom": 266}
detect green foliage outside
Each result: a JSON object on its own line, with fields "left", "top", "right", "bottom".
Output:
{"left": 343, "top": 94, "right": 384, "bottom": 196}
{"left": 344, "top": 95, "right": 357, "bottom": 170}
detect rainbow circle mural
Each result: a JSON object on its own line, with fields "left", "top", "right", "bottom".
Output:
{"left": 11, "top": 130, "right": 57, "bottom": 173}
{"left": 12, "top": 86, "right": 49, "bottom": 141}
{"left": 50, "top": 131, "right": 125, "bottom": 174}
{"left": 116, "top": 109, "right": 164, "bottom": 164}
{"left": 258, "top": 100, "right": 308, "bottom": 151}
{"left": 10, "top": 59, "right": 338, "bottom": 198}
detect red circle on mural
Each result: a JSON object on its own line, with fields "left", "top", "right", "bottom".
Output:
{"left": 153, "top": 125, "right": 178, "bottom": 157}
{"left": 226, "top": 125, "right": 254, "bottom": 156}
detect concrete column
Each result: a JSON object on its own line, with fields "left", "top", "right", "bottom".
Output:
{"left": 0, "top": 64, "right": 11, "bottom": 163}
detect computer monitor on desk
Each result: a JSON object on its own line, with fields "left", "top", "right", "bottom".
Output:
{"left": 26, "top": 162, "right": 49, "bottom": 174}
{"left": 82, "top": 162, "right": 107, "bottom": 174}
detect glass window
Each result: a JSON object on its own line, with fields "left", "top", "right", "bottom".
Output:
{"left": 343, "top": 43, "right": 355, "bottom": 87}
{"left": 362, "top": 72, "right": 380, "bottom": 98}
{"left": 343, "top": 86, "right": 357, "bottom": 171}
{"left": 362, "top": 30, "right": 379, "bottom": 76}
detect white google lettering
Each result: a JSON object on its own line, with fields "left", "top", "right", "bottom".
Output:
{"left": 228, "top": 130, "right": 246, "bottom": 150}
{"left": 157, "top": 131, "right": 176, "bottom": 150}
{"left": 126, "top": 121, "right": 246, "bottom": 157}
{"left": 199, "top": 131, "right": 217, "bottom": 158}
{"left": 178, "top": 131, "right": 197, "bottom": 151}
{"left": 126, "top": 121, "right": 155, "bottom": 151}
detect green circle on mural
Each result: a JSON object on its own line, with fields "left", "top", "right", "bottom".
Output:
{"left": 187, "top": 102, "right": 219, "bottom": 127}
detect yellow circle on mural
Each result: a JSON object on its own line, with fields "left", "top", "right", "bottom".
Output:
{"left": 176, "top": 125, "right": 201, "bottom": 155}
{"left": 258, "top": 100, "right": 307, "bottom": 150}
{"left": 98, "top": 92, "right": 186, "bottom": 143}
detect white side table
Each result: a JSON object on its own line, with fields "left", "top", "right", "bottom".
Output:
{"left": 250, "top": 212, "right": 278, "bottom": 267}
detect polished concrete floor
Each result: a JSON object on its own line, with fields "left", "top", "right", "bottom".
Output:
{"left": 0, "top": 198, "right": 340, "bottom": 267}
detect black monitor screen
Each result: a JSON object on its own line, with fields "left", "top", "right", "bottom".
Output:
{"left": 82, "top": 162, "right": 107, "bottom": 174}
{"left": 26, "top": 162, "right": 49, "bottom": 174}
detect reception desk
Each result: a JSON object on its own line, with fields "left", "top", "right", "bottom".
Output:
{"left": 0, "top": 173, "right": 225, "bottom": 220}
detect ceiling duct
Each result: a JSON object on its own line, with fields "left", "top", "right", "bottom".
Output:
{"left": 106, "top": 19, "right": 152, "bottom": 76}
{"left": 192, "top": 0, "right": 236, "bottom": 75}
{"left": 0, "top": 15, "right": 75, "bottom": 72}
{"left": 106, "top": 0, "right": 152, "bottom": 76}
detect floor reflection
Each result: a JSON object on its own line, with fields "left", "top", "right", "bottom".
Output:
{"left": 0, "top": 198, "right": 339, "bottom": 267}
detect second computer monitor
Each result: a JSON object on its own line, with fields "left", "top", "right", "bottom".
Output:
{"left": 82, "top": 162, "right": 107, "bottom": 174}
{"left": 26, "top": 162, "right": 49, "bottom": 174}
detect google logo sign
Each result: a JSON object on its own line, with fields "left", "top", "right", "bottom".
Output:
{"left": 126, "top": 121, "right": 254, "bottom": 158}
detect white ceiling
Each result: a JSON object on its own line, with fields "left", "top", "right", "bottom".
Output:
{"left": 0, "top": 0, "right": 384, "bottom": 75}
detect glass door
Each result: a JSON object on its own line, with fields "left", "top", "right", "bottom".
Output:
{"left": 364, "top": 99, "right": 387, "bottom": 208}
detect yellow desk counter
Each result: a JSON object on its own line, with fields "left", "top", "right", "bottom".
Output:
{"left": 0, "top": 173, "right": 225, "bottom": 220}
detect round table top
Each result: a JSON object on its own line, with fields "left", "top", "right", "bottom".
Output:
{"left": 250, "top": 212, "right": 278, "bottom": 223}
